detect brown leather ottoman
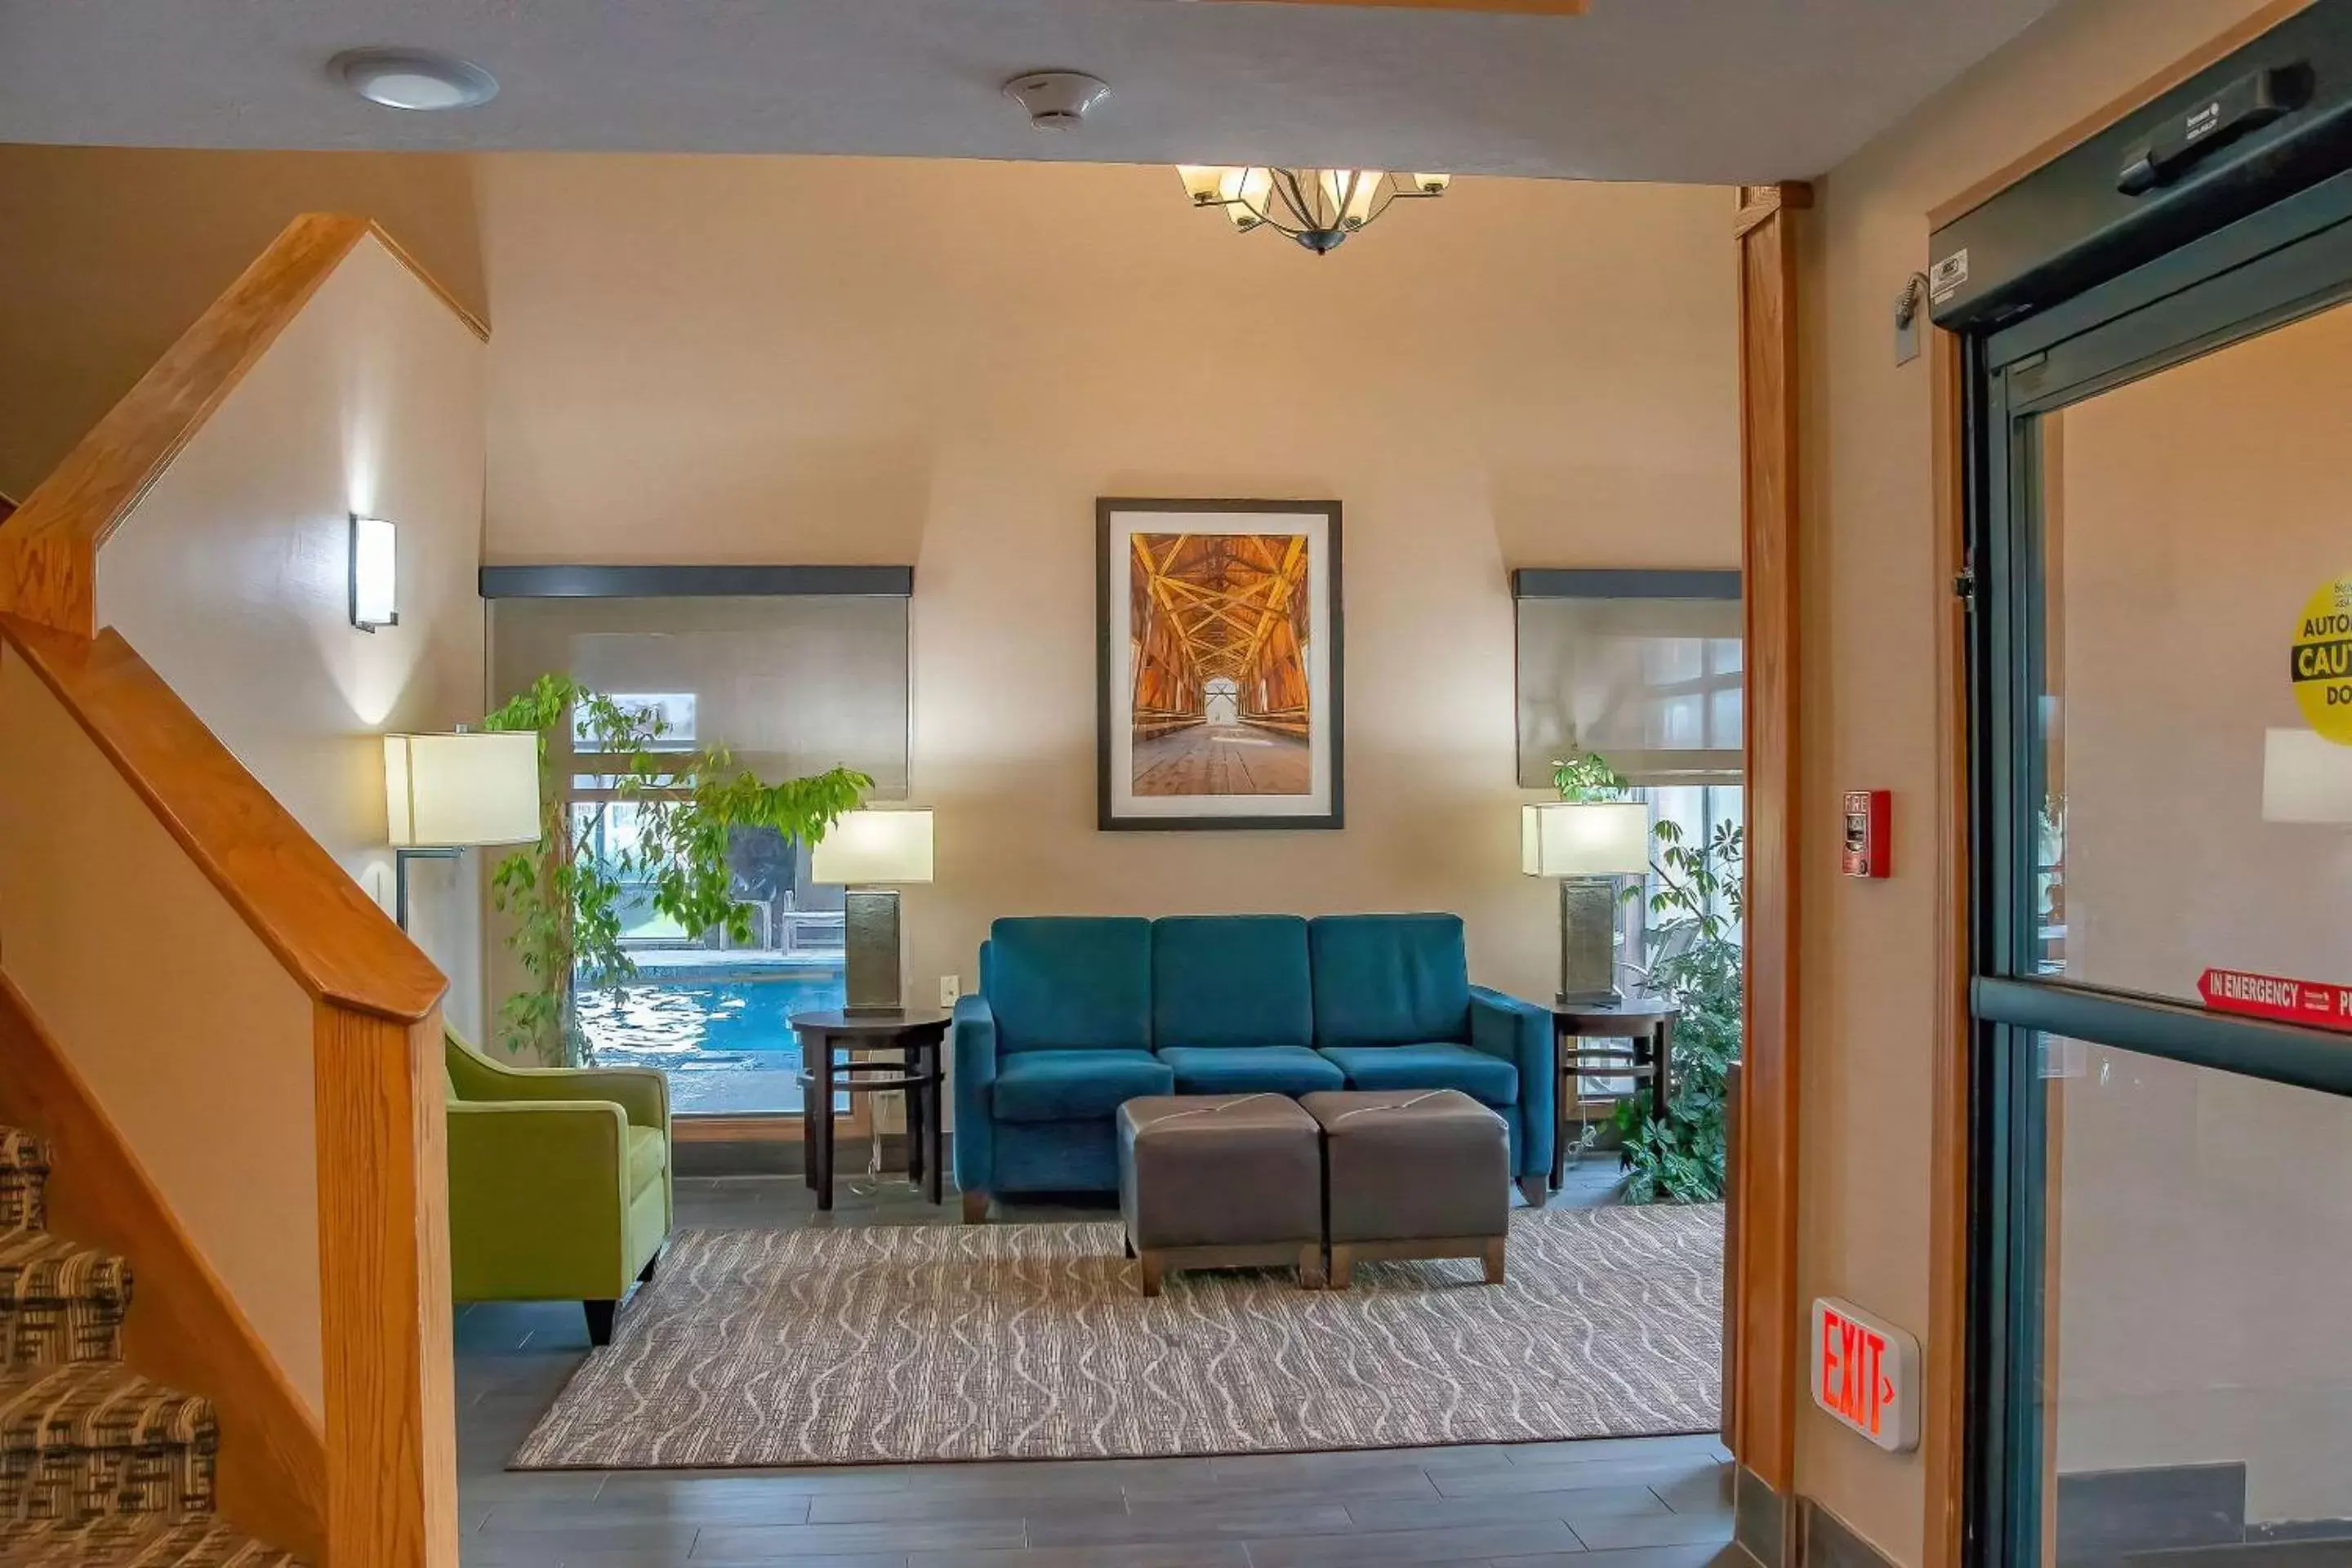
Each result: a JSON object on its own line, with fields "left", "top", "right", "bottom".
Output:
{"left": 1116, "top": 1094, "right": 1324, "bottom": 1296}
{"left": 1301, "top": 1089, "right": 1511, "bottom": 1288}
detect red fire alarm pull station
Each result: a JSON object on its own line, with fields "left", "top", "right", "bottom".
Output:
{"left": 1842, "top": 791, "right": 1891, "bottom": 879}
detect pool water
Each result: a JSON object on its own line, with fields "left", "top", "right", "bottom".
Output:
{"left": 576, "top": 971, "right": 848, "bottom": 1116}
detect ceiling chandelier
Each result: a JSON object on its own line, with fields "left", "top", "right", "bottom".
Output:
{"left": 1176, "top": 167, "right": 1451, "bottom": 254}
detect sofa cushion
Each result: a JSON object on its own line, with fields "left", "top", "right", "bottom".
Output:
{"left": 1308, "top": 914, "right": 1473, "bottom": 1049}
{"left": 994, "top": 1050, "right": 1175, "bottom": 1123}
{"left": 1156, "top": 1045, "right": 1346, "bottom": 1096}
{"left": 1151, "top": 915, "right": 1314, "bottom": 1050}
{"left": 1317, "top": 1042, "right": 1518, "bottom": 1107}
{"left": 626, "top": 1125, "right": 668, "bottom": 1199}
{"left": 987, "top": 917, "right": 1154, "bottom": 1052}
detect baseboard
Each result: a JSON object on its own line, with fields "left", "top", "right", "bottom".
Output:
{"left": 0, "top": 972, "right": 327, "bottom": 1561}
{"left": 1737, "top": 1464, "right": 1790, "bottom": 1568}
{"left": 1801, "top": 1497, "right": 1903, "bottom": 1568}
{"left": 675, "top": 1129, "right": 939, "bottom": 1178}
{"left": 2057, "top": 1463, "right": 2247, "bottom": 1565}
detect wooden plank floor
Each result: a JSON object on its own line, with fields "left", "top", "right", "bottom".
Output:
{"left": 1133, "top": 723, "right": 1312, "bottom": 796}
{"left": 454, "top": 1172, "right": 1738, "bottom": 1567}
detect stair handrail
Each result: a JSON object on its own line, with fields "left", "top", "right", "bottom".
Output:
{"left": 0, "top": 208, "right": 480, "bottom": 1567}
{"left": 0, "top": 212, "right": 486, "bottom": 639}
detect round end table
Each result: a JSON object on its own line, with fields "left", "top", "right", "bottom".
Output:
{"left": 788, "top": 1008, "right": 951, "bottom": 1212}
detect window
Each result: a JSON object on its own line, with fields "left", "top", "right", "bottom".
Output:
{"left": 488, "top": 568, "right": 911, "bottom": 1117}
{"left": 1512, "top": 569, "right": 1743, "bottom": 788}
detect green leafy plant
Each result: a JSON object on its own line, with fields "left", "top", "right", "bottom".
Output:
{"left": 1552, "top": 752, "right": 1631, "bottom": 803}
{"left": 482, "top": 675, "right": 870, "bottom": 1065}
{"left": 1614, "top": 815, "right": 1744, "bottom": 1205}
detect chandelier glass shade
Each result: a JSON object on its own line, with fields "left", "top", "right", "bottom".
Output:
{"left": 1176, "top": 167, "right": 1451, "bottom": 253}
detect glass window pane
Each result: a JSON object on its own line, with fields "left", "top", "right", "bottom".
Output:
{"left": 2041, "top": 1037, "right": 2352, "bottom": 1558}
{"left": 1515, "top": 595, "right": 1744, "bottom": 786}
{"left": 492, "top": 593, "right": 904, "bottom": 1115}
{"left": 2036, "top": 300, "right": 2352, "bottom": 1001}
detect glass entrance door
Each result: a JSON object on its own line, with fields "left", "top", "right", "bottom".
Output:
{"left": 1971, "top": 198, "right": 2352, "bottom": 1565}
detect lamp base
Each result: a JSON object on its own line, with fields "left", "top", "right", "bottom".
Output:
{"left": 1557, "top": 875, "right": 1621, "bottom": 1013}
{"left": 843, "top": 887, "right": 904, "bottom": 1015}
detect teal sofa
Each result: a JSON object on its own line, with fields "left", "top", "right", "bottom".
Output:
{"left": 952, "top": 914, "right": 1553, "bottom": 1217}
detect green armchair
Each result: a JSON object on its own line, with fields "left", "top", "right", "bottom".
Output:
{"left": 443, "top": 1031, "right": 672, "bottom": 1346}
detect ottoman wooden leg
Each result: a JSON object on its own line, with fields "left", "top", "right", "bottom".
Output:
{"left": 1298, "top": 1243, "right": 1325, "bottom": 1290}
{"left": 1328, "top": 1245, "right": 1353, "bottom": 1290}
{"left": 1138, "top": 1252, "right": 1165, "bottom": 1298}
{"left": 1483, "top": 1236, "right": 1507, "bottom": 1285}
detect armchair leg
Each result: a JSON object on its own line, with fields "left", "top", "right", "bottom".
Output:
{"left": 638, "top": 1249, "right": 662, "bottom": 1285}
{"left": 961, "top": 1190, "right": 988, "bottom": 1225}
{"left": 583, "top": 1299, "right": 617, "bottom": 1348}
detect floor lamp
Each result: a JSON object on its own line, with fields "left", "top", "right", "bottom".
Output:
{"left": 385, "top": 730, "right": 542, "bottom": 931}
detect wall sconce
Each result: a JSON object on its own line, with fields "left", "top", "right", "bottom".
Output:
{"left": 350, "top": 513, "right": 399, "bottom": 631}
{"left": 384, "top": 730, "right": 541, "bottom": 930}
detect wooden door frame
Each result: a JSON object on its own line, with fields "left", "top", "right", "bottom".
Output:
{"left": 1731, "top": 180, "right": 1808, "bottom": 1557}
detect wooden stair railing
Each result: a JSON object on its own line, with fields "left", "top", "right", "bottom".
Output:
{"left": 0, "top": 614, "right": 457, "bottom": 1566}
{"left": 0, "top": 208, "right": 479, "bottom": 1566}
{"left": 0, "top": 212, "right": 485, "bottom": 639}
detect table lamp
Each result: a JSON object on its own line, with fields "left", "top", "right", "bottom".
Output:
{"left": 812, "top": 808, "right": 935, "bottom": 1015}
{"left": 1521, "top": 800, "right": 1651, "bottom": 1007}
{"left": 384, "top": 730, "right": 542, "bottom": 930}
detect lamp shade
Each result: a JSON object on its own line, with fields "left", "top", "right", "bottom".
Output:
{"left": 385, "top": 732, "right": 541, "bottom": 848}
{"left": 812, "top": 808, "right": 935, "bottom": 885}
{"left": 1521, "top": 801, "right": 1650, "bottom": 878}
{"left": 2264, "top": 728, "right": 2352, "bottom": 823}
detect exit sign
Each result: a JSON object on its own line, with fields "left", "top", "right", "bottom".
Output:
{"left": 1811, "top": 1298, "right": 1920, "bottom": 1453}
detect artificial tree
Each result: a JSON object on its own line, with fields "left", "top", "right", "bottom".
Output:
{"left": 483, "top": 674, "right": 871, "bottom": 1065}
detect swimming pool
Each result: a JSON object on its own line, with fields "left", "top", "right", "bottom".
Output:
{"left": 576, "top": 969, "right": 848, "bottom": 1116}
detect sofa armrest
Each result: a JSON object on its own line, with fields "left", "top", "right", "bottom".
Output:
{"left": 1470, "top": 986, "right": 1556, "bottom": 1178}
{"left": 952, "top": 994, "right": 998, "bottom": 1193}
{"left": 446, "top": 1099, "right": 632, "bottom": 1298}
{"left": 451, "top": 1043, "right": 670, "bottom": 1133}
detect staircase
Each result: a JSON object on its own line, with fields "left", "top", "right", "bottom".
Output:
{"left": 0, "top": 1128, "right": 298, "bottom": 1566}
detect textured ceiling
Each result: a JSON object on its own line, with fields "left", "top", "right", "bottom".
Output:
{"left": 0, "top": 0, "right": 2060, "bottom": 183}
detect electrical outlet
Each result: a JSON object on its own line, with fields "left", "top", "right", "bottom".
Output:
{"left": 938, "top": 974, "right": 962, "bottom": 1009}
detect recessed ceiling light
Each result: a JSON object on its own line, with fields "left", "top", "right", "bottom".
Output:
{"left": 329, "top": 47, "right": 499, "bottom": 112}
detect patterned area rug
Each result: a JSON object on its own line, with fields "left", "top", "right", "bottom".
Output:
{"left": 511, "top": 1205, "right": 1723, "bottom": 1470}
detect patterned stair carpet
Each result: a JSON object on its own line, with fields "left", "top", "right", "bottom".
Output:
{"left": 513, "top": 1203, "right": 1725, "bottom": 1471}
{"left": 0, "top": 1127, "right": 298, "bottom": 1567}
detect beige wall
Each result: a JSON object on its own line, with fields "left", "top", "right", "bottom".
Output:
{"left": 0, "top": 145, "right": 485, "bottom": 500}
{"left": 479, "top": 153, "right": 1740, "bottom": 1012}
{"left": 1797, "top": 0, "right": 2291, "bottom": 1557}
{"left": 94, "top": 236, "right": 491, "bottom": 1038}
{"left": 0, "top": 651, "right": 325, "bottom": 1414}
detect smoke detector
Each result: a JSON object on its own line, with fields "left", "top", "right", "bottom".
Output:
{"left": 1003, "top": 71, "right": 1110, "bottom": 131}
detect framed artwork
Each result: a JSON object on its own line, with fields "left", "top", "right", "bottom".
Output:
{"left": 1097, "top": 498, "right": 1343, "bottom": 831}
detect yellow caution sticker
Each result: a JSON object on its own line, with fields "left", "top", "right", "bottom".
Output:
{"left": 2292, "top": 574, "right": 2352, "bottom": 745}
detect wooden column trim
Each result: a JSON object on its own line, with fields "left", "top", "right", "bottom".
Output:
{"left": 1733, "top": 180, "right": 1806, "bottom": 1503}
{"left": 314, "top": 1002, "right": 458, "bottom": 1568}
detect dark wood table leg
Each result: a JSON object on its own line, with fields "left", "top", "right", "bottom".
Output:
{"left": 813, "top": 1034, "right": 835, "bottom": 1212}
{"left": 905, "top": 1045, "right": 927, "bottom": 1189}
{"left": 1549, "top": 1023, "right": 1569, "bottom": 1192}
{"left": 924, "top": 1040, "right": 945, "bottom": 1206}
{"left": 800, "top": 1054, "right": 816, "bottom": 1188}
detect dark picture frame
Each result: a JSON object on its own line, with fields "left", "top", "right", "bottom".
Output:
{"left": 1096, "top": 498, "right": 1344, "bottom": 831}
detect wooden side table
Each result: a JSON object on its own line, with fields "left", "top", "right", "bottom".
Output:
{"left": 789, "top": 1008, "right": 951, "bottom": 1212}
{"left": 1548, "top": 1000, "right": 1679, "bottom": 1192}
